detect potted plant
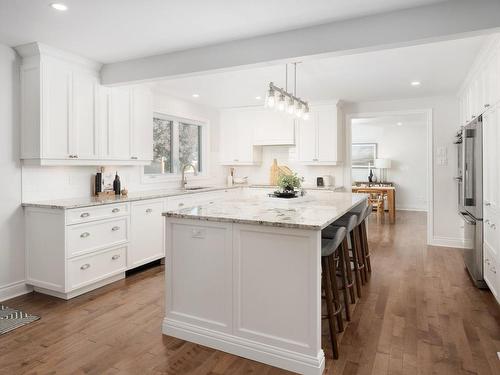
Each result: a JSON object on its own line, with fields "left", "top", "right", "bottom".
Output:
{"left": 275, "top": 173, "right": 303, "bottom": 198}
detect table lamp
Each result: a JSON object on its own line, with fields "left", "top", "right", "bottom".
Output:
{"left": 374, "top": 158, "right": 392, "bottom": 183}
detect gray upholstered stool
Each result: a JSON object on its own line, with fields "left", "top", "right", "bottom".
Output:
{"left": 320, "top": 226, "right": 347, "bottom": 360}
{"left": 324, "top": 212, "right": 365, "bottom": 299}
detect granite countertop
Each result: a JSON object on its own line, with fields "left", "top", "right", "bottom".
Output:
{"left": 163, "top": 191, "right": 368, "bottom": 230}
{"left": 22, "top": 186, "right": 239, "bottom": 209}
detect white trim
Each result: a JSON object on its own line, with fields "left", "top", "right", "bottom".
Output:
{"left": 163, "top": 318, "right": 325, "bottom": 375}
{"left": 429, "top": 236, "right": 467, "bottom": 249}
{"left": 345, "top": 108, "right": 434, "bottom": 244}
{"left": 0, "top": 281, "right": 33, "bottom": 303}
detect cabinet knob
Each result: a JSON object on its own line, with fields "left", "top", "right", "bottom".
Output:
{"left": 80, "top": 263, "right": 90, "bottom": 270}
{"left": 111, "top": 226, "right": 120, "bottom": 231}
{"left": 131, "top": 156, "right": 138, "bottom": 160}
{"left": 111, "top": 254, "right": 121, "bottom": 260}
{"left": 80, "top": 232, "right": 90, "bottom": 238}
{"left": 146, "top": 208, "right": 153, "bottom": 213}
{"left": 74, "top": 155, "right": 78, "bottom": 159}
{"left": 492, "top": 267, "right": 497, "bottom": 274}
{"left": 485, "top": 219, "right": 490, "bottom": 224}
{"left": 112, "top": 208, "right": 120, "bottom": 213}
{"left": 80, "top": 212, "right": 90, "bottom": 218}
{"left": 491, "top": 224, "right": 496, "bottom": 230}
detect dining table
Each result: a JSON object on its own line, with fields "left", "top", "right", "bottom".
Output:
{"left": 351, "top": 185, "right": 396, "bottom": 223}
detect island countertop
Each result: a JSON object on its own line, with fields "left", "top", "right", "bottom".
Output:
{"left": 163, "top": 191, "right": 368, "bottom": 230}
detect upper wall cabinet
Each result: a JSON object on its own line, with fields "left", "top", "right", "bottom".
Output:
{"left": 219, "top": 109, "right": 263, "bottom": 165}
{"left": 459, "top": 39, "right": 500, "bottom": 126}
{"left": 17, "top": 42, "right": 153, "bottom": 166}
{"left": 296, "top": 103, "right": 344, "bottom": 165}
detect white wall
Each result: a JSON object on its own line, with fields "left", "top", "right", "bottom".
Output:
{"left": 229, "top": 146, "right": 344, "bottom": 188}
{"left": 22, "top": 92, "right": 224, "bottom": 202}
{"left": 351, "top": 120, "right": 427, "bottom": 211}
{"left": 345, "top": 96, "right": 462, "bottom": 247}
{"left": 0, "top": 44, "right": 30, "bottom": 301}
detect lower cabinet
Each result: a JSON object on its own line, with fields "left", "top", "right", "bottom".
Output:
{"left": 128, "top": 199, "right": 165, "bottom": 269}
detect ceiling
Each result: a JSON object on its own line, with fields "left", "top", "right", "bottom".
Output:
{"left": 151, "top": 35, "right": 487, "bottom": 106}
{"left": 0, "top": 0, "right": 446, "bottom": 63}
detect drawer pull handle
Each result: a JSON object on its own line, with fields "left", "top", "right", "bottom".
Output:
{"left": 491, "top": 224, "right": 496, "bottom": 230}
{"left": 80, "top": 212, "right": 90, "bottom": 218}
{"left": 485, "top": 219, "right": 490, "bottom": 225}
{"left": 492, "top": 267, "right": 497, "bottom": 274}
{"left": 112, "top": 254, "right": 120, "bottom": 260}
{"left": 485, "top": 202, "right": 491, "bottom": 206}
{"left": 179, "top": 203, "right": 184, "bottom": 207}
{"left": 146, "top": 208, "right": 153, "bottom": 213}
{"left": 112, "top": 208, "right": 120, "bottom": 213}
{"left": 80, "top": 232, "right": 90, "bottom": 238}
{"left": 131, "top": 156, "right": 138, "bottom": 160}
{"left": 111, "top": 226, "right": 120, "bottom": 231}
{"left": 80, "top": 263, "right": 90, "bottom": 270}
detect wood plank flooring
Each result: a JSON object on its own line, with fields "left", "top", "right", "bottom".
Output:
{"left": 1, "top": 211, "right": 499, "bottom": 374}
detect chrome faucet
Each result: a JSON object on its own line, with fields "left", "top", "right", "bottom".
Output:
{"left": 181, "top": 163, "right": 197, "bottom": 189}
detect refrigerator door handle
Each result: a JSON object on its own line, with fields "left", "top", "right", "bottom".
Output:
{"left": 460, "top": 212, "right": 476, "bottom": 225}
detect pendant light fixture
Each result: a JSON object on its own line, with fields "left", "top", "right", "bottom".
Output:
{"left": 265, "top": 63, "right": 309, "bottom": 120}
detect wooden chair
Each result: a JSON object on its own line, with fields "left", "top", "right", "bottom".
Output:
{"left": 356, "top": 189, "right": 384, "bottom": 220}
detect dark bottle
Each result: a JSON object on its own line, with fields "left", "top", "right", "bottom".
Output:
{"left": 95, "top": 172, "right": 102, "bottom": 195}
{"left": 368, "top": 168, "right": 373, "bottom": 183}
{"left": 113, "top": 172, "right": 121, "bottom": 195}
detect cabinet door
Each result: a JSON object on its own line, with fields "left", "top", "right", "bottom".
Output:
{"left": 42, "top": 58, "right": 72, "bottom": 159}
{"left": 109, "top": 88, "right": 132, "bottom": 160}
{"left": 253, "top": 110, "right": 295, "bottom": 145}
{"left": 236, "top": 117, "right": 258, "bottom": 163}
{"left": 129, "top": 200, "right": 165, "bottom": 269}
{"left": 220, "top": 111, "right": 237, "bottom": 164}
{"left": 72, "top": 72, "right": 98, "bottom": 159}
{"left": 483, "top": 108, "right": 499, "bottom": 210}
{"left": 131, "top": 88, "right": 153, "bottom": 161}
{"left": 317, "top": 107, "right": 340, "bottom": 163}
{"left": 296, "top": 117, "right": 317, "bottom": 162}
{"left": 219, "top": 110, "right": 260, "bottom": 165}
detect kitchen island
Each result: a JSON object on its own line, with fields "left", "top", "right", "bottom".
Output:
{"left": 162, "top": 191, "right": 367, "bottom": 375}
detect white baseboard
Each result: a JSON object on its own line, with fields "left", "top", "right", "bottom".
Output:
{"left": 429, "top": 236, "right": 466, "bottom": 249}
{"left": 396, "top": 207, "right": 427, "bottom": 212}
{"left": 0, "top": 280, "right": 33, "bottom": 302}
{"left": 163, "top": 318, "right": 325, "bottom": 375}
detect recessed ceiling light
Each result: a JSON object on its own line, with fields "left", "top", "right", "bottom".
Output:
{"left": 397, "top": 122, "right": 403, "bottom": 126}
{"left": 50, "top": 3, "right": 68, "bottom": 11}
{"left": 192, "top": 94, "right": 200, "bottom": 98}
{"left": 411, "top": 81, "right": 421, "bottom": 86}
{"left": 255, "top": 96, "right": 262, "bottom": 100}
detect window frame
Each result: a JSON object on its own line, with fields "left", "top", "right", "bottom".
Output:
{"left": 142, "top": 113, "right": 209, "bottom": 184}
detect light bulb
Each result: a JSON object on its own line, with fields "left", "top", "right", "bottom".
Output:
{"left": 295, "top": 102, "right": 303, "bottom": 117}
{"left": 286, "top": 98, "right": 295, "bottom": 114}
{"left": 277, "top": 93, "right": 286, "bottom": 111}
{"left": 302, "top": 105, "right": 310, "bottom": 120}
{"left": 265, "top": 87, "right": 276, "bottom": 108}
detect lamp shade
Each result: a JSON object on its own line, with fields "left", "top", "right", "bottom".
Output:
{"left": 374, "top": 158, "right": 391, "bottom": 169}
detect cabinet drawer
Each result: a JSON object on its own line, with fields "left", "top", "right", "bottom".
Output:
{"left": 68, "top": 246, "right": 126, "bottom": 291}
{"left": 66, "top": 203, "right": 129, "bottom": 225}
{"left": 484, "top": 244, "right": 498, "bottom": 298}
{"left": 67, "top": 217, "right": 128, "bottom": 258}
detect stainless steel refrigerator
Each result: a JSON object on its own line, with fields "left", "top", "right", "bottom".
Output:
{"left": 457, "top": 115, "right": 486, "bottom": 288}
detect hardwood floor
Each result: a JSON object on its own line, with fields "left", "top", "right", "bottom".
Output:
{"left": 1, "top": 211, "right": 499, "bottom": 375}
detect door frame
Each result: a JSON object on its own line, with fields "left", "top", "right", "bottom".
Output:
{"left": 344, "top": 109, "right": 433, "bottom": 245}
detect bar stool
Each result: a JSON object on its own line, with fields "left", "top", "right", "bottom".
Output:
{"left": 321, "top": 226, "right": 347, "bottom": 359}
{"left": 359, "top": 204, "right": 372, "bottom": 274}
{"left": 324, "top": 214, "right": 364, "bottom": 299}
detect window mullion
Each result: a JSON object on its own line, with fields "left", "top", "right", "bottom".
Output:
{"left": 172, "top": 121, "right": 180, "bottom": 174}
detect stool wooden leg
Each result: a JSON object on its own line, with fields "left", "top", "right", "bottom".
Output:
{"left": 337, "top": 242, "right": 351, "bottom": 321}
{"left": 322, "top": 257, "right": 339, "bottom": 359}
{"left": 350, "top": 231, "right": 362, "bottom": 299}
{"left": 361, "top": 221, "right": 372, "bottom": 273}
{"left": 326, "top": 255, "right": 344, "bottom": 332}
{"left": 342, "top": 238, "right": 356, "bottom": 304}
{"left": 354, "top": 226, "right": 367, "bottom": 284}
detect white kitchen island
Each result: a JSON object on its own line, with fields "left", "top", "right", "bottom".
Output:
{"left": 162, "top": 190, "right": 367, "bottom": 375}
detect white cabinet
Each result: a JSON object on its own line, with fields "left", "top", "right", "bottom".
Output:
{"left": 72, "top": 71, "right": 99, "bottom": 160}
{"left": 129, "top": 199, "right": 165, "bottom": 269}
{"left": 220, "top": 109, "right": 262, "bottom": 165}
{"left": 482, "top": 104, "right": 500, "bottom": 304}
{"left": 459, "top": 40, "right": 500, "bottom": 125}
{"left": 252, "top": 110, "right": 295, "bottom": 146}
{"left": 17, "top": 42, "right": 153, "bottom": 166}
{"left": 296, "top": 104, "right": 343, "bottom": 165}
